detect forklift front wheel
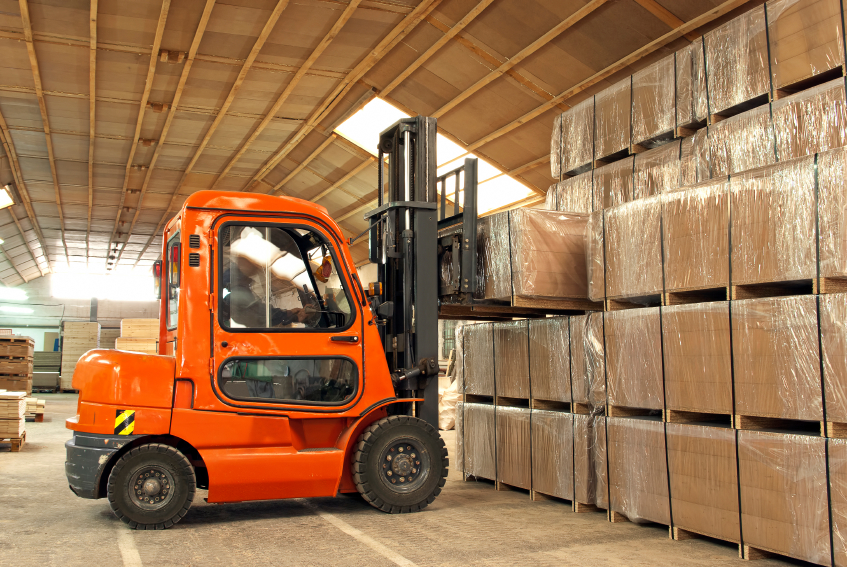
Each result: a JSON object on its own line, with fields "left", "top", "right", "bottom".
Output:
{"left": 107, "top": 443, "right": 196, "bottom": 530}
{"left": 352, "top": 415, "right": 448, "bottom": 513}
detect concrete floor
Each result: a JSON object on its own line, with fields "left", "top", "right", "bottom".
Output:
{"left": 0, "top": 395, "right": 813, "bottom": 567}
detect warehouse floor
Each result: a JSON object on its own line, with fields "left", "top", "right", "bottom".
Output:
{"left": 0, "top": 395, "right": 811, "bottom": 567}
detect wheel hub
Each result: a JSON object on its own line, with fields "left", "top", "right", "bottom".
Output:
{"left": 380, "top": 439, "right": 427, "bottom": 493}
{"left": 128, "top": 466, "right": 175, "bottom": 511}
{"left": 142, "top": 479, "right": 161, "bottom": 495}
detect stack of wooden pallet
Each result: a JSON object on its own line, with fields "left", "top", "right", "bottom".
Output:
{"left": 24, "top": 397, "right": 45, "bottom": 422}
{"left": 0, "top": 390, "right": 25, "bottom": 451}
{"left": 32, "top": 350, "right": 60, "bottom": 391}
{"left": 60, "top": 322, "right": 100, "bottom": 391}
{"left": 0, "top": 336, "right": 34, "bottom": 395}
{"left": 115, "top": 319, "right": 159, "bottom": 355}
{"left": 100, "top": 328, "right": 121, "bottom": 350}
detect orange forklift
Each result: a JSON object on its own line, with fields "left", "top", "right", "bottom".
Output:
{"left": 64, "top": 116, "right": 480, "bottom": 529}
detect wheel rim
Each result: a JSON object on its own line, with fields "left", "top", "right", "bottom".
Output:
{"left": 377, "top": 437, "right": 430, "bottom": 494}
{"left": 127, "top": 464, "right": 176, "bottom": 511}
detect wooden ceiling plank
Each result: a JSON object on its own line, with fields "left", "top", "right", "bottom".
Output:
{"left": 211, "top": 0, "right": 363, "bottom": 189}
{"left": 299, "top": 157, "right": 375, "bottom": 201}
{"left": 335, "top": 199, "right": 376, "bottom": 223}
{"left": 6, "top": 209, "right": 44, "bottom": 277}
{"left": 269, "top": 133, "right": 338, "bottom": 194}
{"left": 509, "top": 155, "right": 549, "bottom": 177}
{"left": 0, "top": 241, "right": 29, "bottom": 283}
{"left": 633, "top": 0, "right": 700, "bottom": 42}
{"left": 88, "top": 0, "right": 98, "bottom": 268}
{"left": 431, "top": 0, "right": 607, "bottom": 119}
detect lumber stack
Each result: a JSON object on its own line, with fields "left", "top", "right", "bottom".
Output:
{"left": 60, "top": 322, "right": 100, "bottom": 391}
{"left": 0, "top": 336, "right": 34, "bottom": 395}
{"left": 0, "top": 390, "right": 25, "bottom": 441}
{"left": 100, "top": 328, "right": 120, "bottom": 350}
{"left": 32, "top": 350, "right": 61, "bottom": 391}
{"left": 23, "top": 397, "right": 44, "bottom": 421}
{"left": 115, "top": 318, "right": 158, "bottom": 355}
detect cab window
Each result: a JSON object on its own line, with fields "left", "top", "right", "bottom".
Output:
{"left": 167, "top": 233, "right": 180, "bottom": 329}
{"left": 219, "top": 224, "right": 353, "bottom": 331}
{"left": 219, "top": 357, "right": 357, "bottom": 404}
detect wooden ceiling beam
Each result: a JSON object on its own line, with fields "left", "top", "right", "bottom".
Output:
{"left": 509, "top": 155, "right": 549, "bottom": 177}
{"left": 244, "top": 0, "right": 444, "bottom": 192}
{"left": 268, "top": 133, "right": 338, "bottom": 194}
{"left": 465, "top": 0, "right": 753, "bottom": 154}
{"left": 303, "top": 157, "right": 375, "bottom": 202}
{"left": 211, "top": 0, "right": 362, "bottom": 189}
{"left": 431, "top": 0, "right": 607, "bottom": 118}
{"left": 6, "top": 208, "right": 44, "bottom": 278}
{"left": 335, "top": 198, "right": 376, "bottom": 223}
{"left": 0, "top": 241, "right": 29, "bottom": 283}
{"left": 633, "top": 0, "right": 700, "bottom": 42}
{"left": 18, "top": 0, "right": 71, "bottom": 266}
{"left": 87, "top": 0, "right": 97, "bottom": 268}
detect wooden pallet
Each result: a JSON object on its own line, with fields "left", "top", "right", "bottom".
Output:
{"left": 670, "top": 526, "right": 740, "bottom": 545}
{"left": 463, "top": 474, "right": 496, "bottom": 485}
{"left": 573, "top": 500, "right": 600, "bottom": 513}
{"left": 708, "top": 93, "right": 770, "bottom": 124}
{"left": 769, "top": 66, "right": 845, "bottom": 102}
{"left": 495, "top": 396, "right": 530, "bottom": 408}
{"left": 0, "top": 430, "right": 25, "bottom": 452}
{"left": 664, "top": 409, "right": 732, "bottom": 425}
{"left": 530, "top": 399, "right": 570, "bottom": 411}
{"left": 605, "top": 294, "right": 662, "bottom": 312}
{"left": 606, "top": 404, "right": 661, "bottom": 419}
{"left": 463, "top": 394, "right": 494, "bottom": 405}
{"left": 495, "top": 480, "right": 530, "bottom": 493}
{"left": 730, "top": 279, "right": 816, "bottom": 301}
{"left": 662, "top": 286, "right": 728, "bottom": 306}
{"left": 818, "top": 276, "right": 847, "bottom": 295}
{"left": 608, "top": 510, "right": 631, "bottom": 523}
{"left": 572, "top": 402, "right": 592, "bottom": 415}
{"left": 530, "top": 489, "right": 572, "bottom": 505}
{"left": 733, "top": 414, "right": 824, "bottom": 435}
{"left": 740, "top": 542, "right": 814, "bottom": 562}
{"left": 24, "top": 414, "right": 44, "bottom": 423}
{"left": 440, "top": 295, "right": 602, "bottom": 321}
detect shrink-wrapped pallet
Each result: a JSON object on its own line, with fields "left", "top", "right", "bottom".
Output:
{"left": 494, "top": 321, "right": 529, "bottom": 399}
{"left": 773, "top": 78, "right": 847, "bottom": 160}
{"left": 605, "top": 196, "right": 662, "bottom": 299}
{"left": 708, "top": 104, "right": 777, "bottom": 177}
{"left": 595, "top": 77, "right": 632, "bottom": 160}
{"left": 686, "top": 129, "right": 711, "bottom": 184}
{"left": 768, "top": 0, "right": 845, "bottom": 90}
{"left": 496, "top": 407, "right": 531, "bottom": 489}
{"left": 463, "top": 403, "right": 495, "bottom": 480}
{"left": 456, "top": 401, "right": 464, "bottom": 471}
{"left": 593, "top": 157, "right": 633, "bottom": 210}
{"left": 463, "top": 323, "right": 494, "bottom": 396}
{"left": 663, "top": 302, "right": 733, "bottom": 415}
{"left": 574, "top": 413, "right": 608, "bottom": 508}
{"left": 829, "top": 438, "right": 847, "bottom": 566}
{"left": 739, "top": 430, "right": 831, "bottom": 565}
{"left": 551, "top": 113, "right": 562, "bottom": 179}
{"left": 477, "top": 209, "right": 590, "bottom": 301}
{"left": 632, "top": 140, "right": 681, "bottom": 200}
{"left": 662, "top": 179, "right": 730, "bottom": 293}
{"left": 667, "top": 424, "right": 740, "bottom": 542}
{"left": 676, "top": 38, "right": 708, "bottom": 128}
{"left": 632, "top": 54, "right": 675, "bottom": 146}
{"left": 553, "top": 171, "right": 593, "bottom": 213}
{"left": 819, "top": 146, "right": 847, "bottom": 279}
{"left": 570, "top": 313, "right": 605, "bottom": 407}
{"left": 531, "top": 410, "right": 573, "bottom": 499}
{"left": 819, "top": 293, "right": 847, "bottom": 424}
{"left": 732, "top": 295, "right": 823, "bottom": 421}
{"left": 528, "top": 317, "right": 570, "bottom": 403}
{"left": 730, "top": 156, "right": 817, "bottom": 286}
{"left": 544, "top": 183, "right": 557, "bottom": 210}
{"left": 593, "top": 415, "right": 608, "bottom": 509}
{"left": 604, "top": 307, "right": 664, "bottom": 411}
{"left": 607, "top": 417, "right": 670, "bottom": 524}
{"left": 678, "top": 136, "right": 700, "bottom": 187}
{"left": 586, "top": 210, "right": 605, "bottom": 302}
{"left": 705, "top": 6, "right": 770, "bottom": 114}
{"left": 560, "top": 97, "right": 595, "bottom": 175}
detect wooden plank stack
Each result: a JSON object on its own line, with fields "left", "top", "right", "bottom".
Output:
{"left": 115, "top": 319, "right": 159, "bottom": 355}
{"left": 0, "top": 336, "right": 34, "bottom": 395}
{"left": 100, "top": 328, "right": 121, "bottom": 350}
{"left": 0, "top": 390, "right": 26, "bottom": 447}
{"left": 60, "top": 322, "right": 100, "bottom": 391}
{"left": 24, "top": 397, "right": 45, "bottom": 421}
{"left": 33, "top": 350, "right": 61, "bottom": 391}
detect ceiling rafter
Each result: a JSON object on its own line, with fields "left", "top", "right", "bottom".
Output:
{"left": 6, "top": 208, "right": 43, "bottom": 278}
{"left": 106, "top": 0, "right": 171, "bottom": 266}
{"left": 0, "top": 240, "right": 29, "bottom": 283}
{"left": 431, "top": 0, "right": 607, "bottom": 119}
{"left": 18, "top": 0, "right": 71, "bottom": 266}
{"left": 211, "top": 0, "right": 363, "bottom": 189}
{"left": 509, "top": 155, "right": 549, "bottom": 177}
{"left": 268, "top": 133, "right": 338, "bottom": 194}
{"left": 633, "top": 0, "right": 700, "bottom": 42}
{"left": 87, "top": 0, "right": 97, "bottom": 267}
{"left": 245, "top": 0, "right": 444, "bottom": 192}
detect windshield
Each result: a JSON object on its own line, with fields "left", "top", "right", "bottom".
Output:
{"left": 167, "top": 233, "right": 180, "bottom": 329}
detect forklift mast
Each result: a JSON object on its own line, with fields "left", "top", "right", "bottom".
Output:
{"left": 364, "top": 116, "right": 478, "bottom": 427}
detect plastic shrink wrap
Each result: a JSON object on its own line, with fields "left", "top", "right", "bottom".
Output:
{"left": 605, "top": 307, "right": 664, "bottom": 411}
{"left": 819, "top": 147, "right": 847, "bottom": 279}
{"left": 773, "top": 78, "right": 847, "bottom": 161}
{"left": 464, "top": 323, "right": 494, "bottom": 396}
{"left": 739, "top": 431, "right": 831, "bottom": 565}
{"left": 561, "top": 97, "right": 595, "bottom": 175}
{"left": 494, "top": 320, "right": 529, "bottom": 399}
{"left": 730, "top": 156, "right": 816, "bottom": 286}
{"left": 676, "top": 38, "right": 708, "bottom": 128}
{"left": 496, "top": 407, "right": 531, "bottom": 489}
{"left": 463, "top": 403, "right": 496, "bottom": 480}
{"left": 593, "top": 415, "right": 608, "bottom": 509}
{"left": 707, "top": 104, "right": 777, "bottom": 177}
{"left": 829, "top": 438, "right": 847, "bottom": 566}
{"left": 573, "top": 413, "right": 596, "bottom": 505}
{"left": 570, "top": 313, "right": 605, "bottom": 407}
{"left": 551, "top": 113, "right": 562, "bottom": 178}
{"left": 455, "top": 324, "right": 464, "bottom": 393}
{"left": 662, "top": 179, "right": 730, "bottom": 292}
{"left": 705, "top": 5, "right": 770, "bottom": 114}
{"left": 456, "top": 401, "right": 464, "bottom": 471}
{"left": 554, "top": 171, "right": 593, "bottom": 213}
{"left": 632, "top": 54, "right": 675, "bottom": 146}
{"left": 608, "top": 417, "right": 670, "bottom": 524}
{"left": 531, "top": 410, "right": 574, "bottom": 499}
{"left": 544, "top": 183, "right": 557, "bottom": 210}
{"left": 666, "top": 424, "right": 740, "bottom": 542}
{"left": 476, "top": 213, "right": 511, "bottom": 300}
{"left": 679, "top": 136, "right": 701, "bottom": 187}
{"left": 632, "top": 140, "right": 681, "bottom": 200}
{"left": 593, "top": 157, "right": 633, "bottom": 210}
{"left": 586, "top": 210, "right": 605, "bottom": 302}
{"left": 662, "top": 302, "right": 733, "bottom": 415}
{"left": 687, "top": 129, "right": 712, "bottom": 184}
{"left": 529, "top": 317, "right": 570, "bottom": 403}
{"left": 605, "top": 196, "right": 663, "bottom": 299}
{"left": 768, "top": 0, "right": 844, "bottom": 90}
{"left": 732, "top": 295, "right": 823, "bottom": 421}
{"left": 818, "top": 293, "right": 847, "bottom": 424}
{"left": 595, "top": 77, "right": 632, "bottom": 160}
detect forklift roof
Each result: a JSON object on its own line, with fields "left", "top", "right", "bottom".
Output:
{"left": 182, "top": 191, "right": 330, "bottom": 218}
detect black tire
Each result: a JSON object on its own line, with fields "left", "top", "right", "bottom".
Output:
{"left": 107, "top": 443, "right": 196, "bottom": 530}
{"left": 352, "top": 416, "right": 448, "bottom": 513}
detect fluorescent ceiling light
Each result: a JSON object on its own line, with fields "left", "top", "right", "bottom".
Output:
{"left": 0, "top": 288, "right": 25, "bottom": 301}
{"left": 0, "top": 186, "right": 14, "bottom": 211}
{"left": 0, "top": 305, "right": 33, "bottom": 314}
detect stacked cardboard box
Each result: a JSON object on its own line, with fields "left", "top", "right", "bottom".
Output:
{"left": 604, "top": 308, "right": 663, "bottom": 411}
{"left": 569, "top": 313, "right": 605, "bottom": 408}
{"left": 631, "top": 54, "right": 675, "bottom": 147}
{"left": 496, "top": 407, "right": 531, "bottom": 489}
{"left": 528, "top": 318, "right": 569, "bottom": 403}
{"left": 592, "top": 157, "right": 633, "bottom": 210}
{"left": 586, "top": 211, "right": 605, "bottom": 302}
{"left": 461, "top": 402, "right": 496, "bottom": 481}
{"left": 573, "top": 413, "right": 608, "bottom": 510}
{"left": 60, "top": 322, "right": 100, "bottom": 390}
{"left": 773, "top": 78, "right": 847, "bottom": 161}
{"left": 632, "top": 140, "right": 681, "bottom": 200}
{"left": 547, "top": 172, "right": 592, "bottom": 214}
{"left": 0, "top": 390, "right": 25, "bottom": 439}
{"left": 820, "top": 293, "right": 847, "bottom": 425}
{"left": 115, "top": 318, "right": 159, "bottom": 355}
{"left": 818, "top": 146, "right": 847, "bottom": 280}
{"left": 828, "top": 438, "right": 847, "bottom": 566}
{"left": 604, "top": 196, "right": 662, "bottom": 299}
{"left": 464, "top": 323, "right": 494, "bottom": 397}
{"left": 0, "top": 336, "right": 34, "bottom": 395}
{"left": 556, "top": 96, "right": 593, "bottom": 176}
{"left": 675, "top": 39, "right": 708, "bottom": 128}
{"left": 595, "top": 77, "right": 631, "bottom": 161}
{"left": 531, "top": 410, "right": 573, "bottom": 500}
{"left": 493, "top": 321, "right": 529, "bottom": 399}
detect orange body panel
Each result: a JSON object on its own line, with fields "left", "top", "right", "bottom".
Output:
{"left": 67, "top": 191, "right": 399, "bottom": 502}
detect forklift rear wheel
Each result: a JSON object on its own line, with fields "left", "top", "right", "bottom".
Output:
{"left": 352, "top": 415, "right": 448, "bottom": 513}
{"left": 107, "top": 443, "right": 196, "bottom": 530}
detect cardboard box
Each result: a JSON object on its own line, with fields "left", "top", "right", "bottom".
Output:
{"left": 819, "top": 293, "right": 847, "bottom": 423}
{"left": 463, "top": 403, "right": 495, "bottom": 480}
{"left": 605, "top": 307, "right": 664, "bottom": 411}
{"left": 494, "top": 320, "right": 529, "bottom": 399}
{"left": 594, "top": 415, "right": 608, "bottom": 509}
{"left": 684, "top": 130, "right": 710, "bottom": 185}
{"left": 605, "top": 196, "right": 663, "bottom": 298}
{"left": 662, "top": 179, "right": 730, "bottom": 292}
{"left": 608, "top": 417, "right": 670, "bottom": 524}
{"left": 551, "top": 113, "right": 562, "bottom": 179}
{"left": 773, "top": 78, "right": 847, "bottom": 161}
{"left": 707, "top": 103, "right": 777, "bottom": 178}
{"left": 768, "top": 0, "right": 844, "bottom": 90}
{"left": 586, "top": 210, "right": 605, "bottom": 302}
{"left": 574, "top": 413, "right": 607, "bottom": 507}
{"left": 570, "top": 313, "right": 605, "bottom": 407}
{"left": 496, "top": 407, "right": 531, "bottom": 489}
{"left": 663, "top": 302, "right": 733, "bottom": 414}
{"left": 531, "top": 410, "right": 573, "bottom": 499}
{"left": 463, "top": 323, "right": 494, "bottom": 396}
{"left": 705, "top": 5, "right": 770, "bottom": 114}
{"left": 553, "top": 171, "right": 592, "bottom": 213}
{"left": 595, "top": 77, "right": 632, "bottom": 160}
{"left": 456, "top": 401, "right": 465, "bottom": 470}
{"left": 593, "top": 156, "right": 633, "bottom": 210}
{"left": 819, "top": 146, "right": 847, "bottom": 278}
{"left": 676, "top": 38, "right": 708, "bottom": 128}
{"left": 829, "top": 438, "right": 847, "bottom": 566}
{"left": 632, "top": 54, "right": 675, "bottom": 146}
{"left": 667, "top": 423, "right": 740, "bottom": 542}
{"left": 528, "top": 317, "right": 570, "bottom": 403}
{"left": 738, "top": 430, "right": 831, "bottom": 565}
{"left": 560, "top": 96, "right": 595, "bottom": 174}
{"left": 632, "top": 140, "right": 681, "bottom": 200}
{"left": 730, "top": 156, "right": 817, "bottom": 285}
{"left": 732, "top": 295, "right": 823, "bottom": 421}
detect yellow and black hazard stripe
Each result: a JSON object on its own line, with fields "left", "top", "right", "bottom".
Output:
{"left": 114, "top": 409, "right": 136, "bottom": 435}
